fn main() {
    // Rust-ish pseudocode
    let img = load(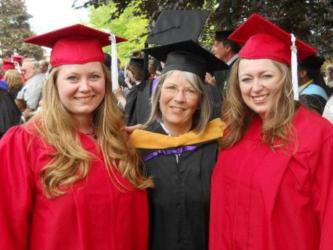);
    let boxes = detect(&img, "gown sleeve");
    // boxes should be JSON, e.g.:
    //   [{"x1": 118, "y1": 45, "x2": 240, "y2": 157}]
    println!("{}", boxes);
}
[
  {"x1": 209, "y1": 150, "x2": 224, "y2": 250},
  {"x1": 0, "y1": 126, "x2": 35, "y2": 250},
  {"x1": 311, "y1": 135, "x2": 333, "y2": 249}
]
